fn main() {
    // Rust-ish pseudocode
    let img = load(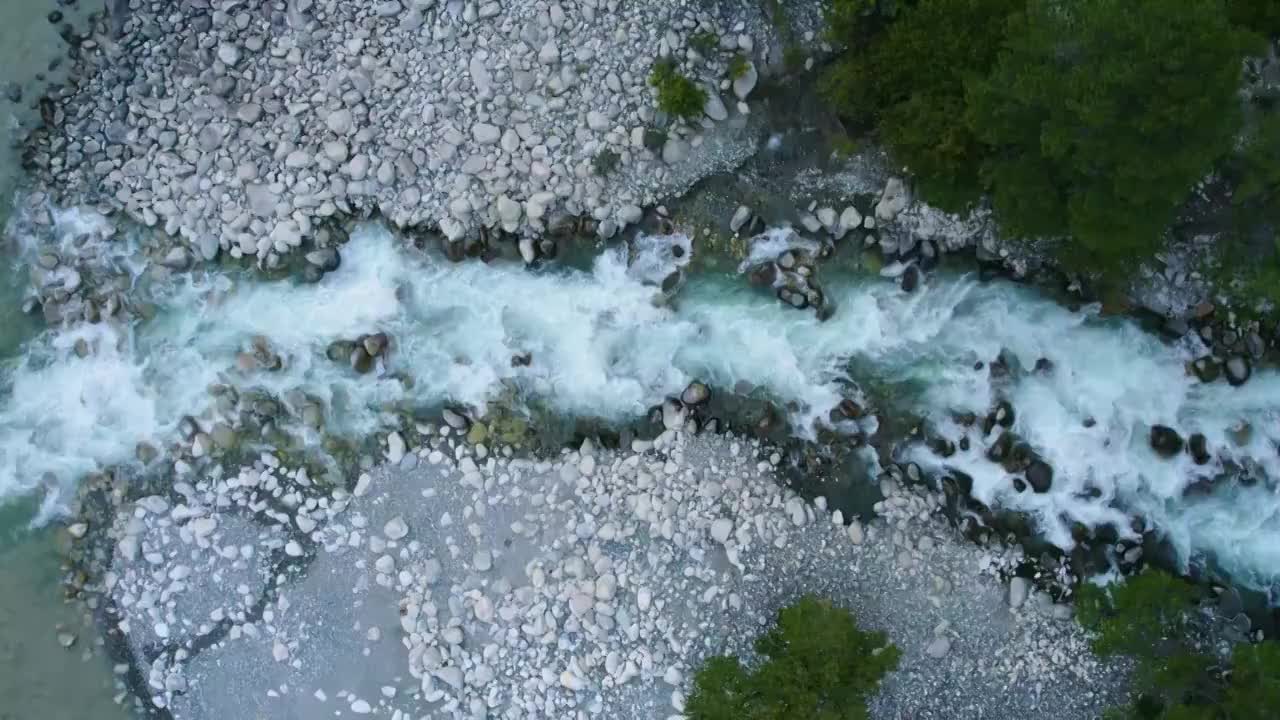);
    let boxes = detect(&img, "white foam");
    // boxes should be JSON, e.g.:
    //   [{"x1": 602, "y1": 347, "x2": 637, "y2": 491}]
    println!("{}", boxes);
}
[{"x1": 0, "y1": 220, "x2": 1278, "y2": 593}]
